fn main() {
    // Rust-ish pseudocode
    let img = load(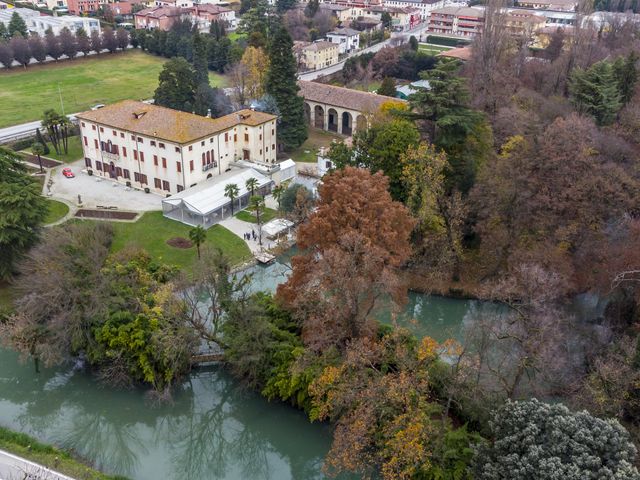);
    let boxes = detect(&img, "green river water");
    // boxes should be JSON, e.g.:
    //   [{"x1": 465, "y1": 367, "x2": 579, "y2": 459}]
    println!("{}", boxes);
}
[{"x1": 0, "y1": 255, "x2": 489, "y2": 480}]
